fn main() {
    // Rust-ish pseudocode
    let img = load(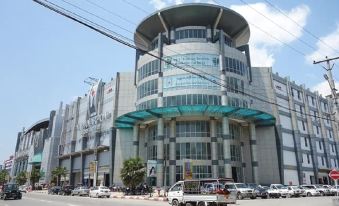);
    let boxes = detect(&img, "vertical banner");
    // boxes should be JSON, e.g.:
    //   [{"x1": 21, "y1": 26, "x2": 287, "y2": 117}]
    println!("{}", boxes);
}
[
  {"x1": 183, "y1": 159, "x2": 193, "y2": 180},
  {"x1": 147, "y1": 160, "x2": 157, "y2": 177}
]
